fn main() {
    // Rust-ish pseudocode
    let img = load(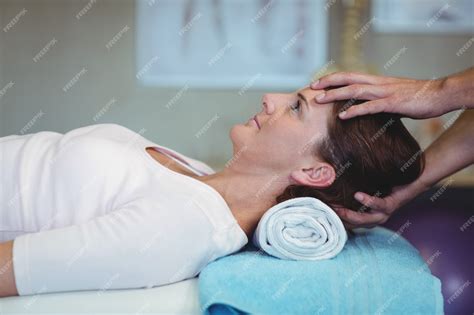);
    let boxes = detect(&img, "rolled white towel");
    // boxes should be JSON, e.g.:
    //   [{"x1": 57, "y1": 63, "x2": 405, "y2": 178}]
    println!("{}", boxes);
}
[{"x1": 252, "y1": 197, "x2": 347, "y2": 260}]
